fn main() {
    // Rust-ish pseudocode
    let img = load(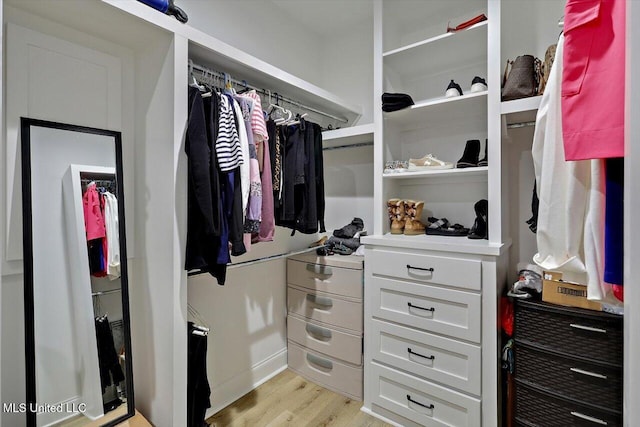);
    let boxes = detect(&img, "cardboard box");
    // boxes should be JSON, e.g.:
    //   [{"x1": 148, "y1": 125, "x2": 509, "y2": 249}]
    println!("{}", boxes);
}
[{"x1": 542, "y1": 271, "x2": 602, "y2": 311}]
